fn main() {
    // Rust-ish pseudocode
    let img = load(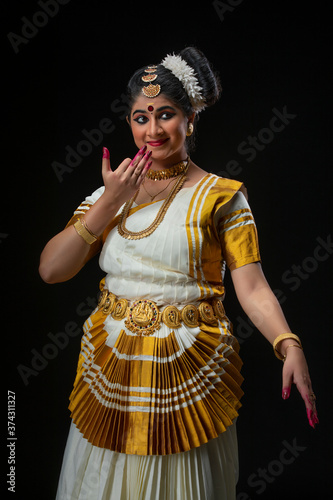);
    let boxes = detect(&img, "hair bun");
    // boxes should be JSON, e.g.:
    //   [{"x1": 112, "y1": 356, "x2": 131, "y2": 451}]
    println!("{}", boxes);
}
[{"x1": 179, "y1": 47, "x2": 222, "y2": 108}]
